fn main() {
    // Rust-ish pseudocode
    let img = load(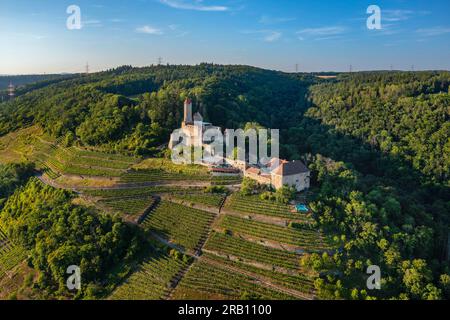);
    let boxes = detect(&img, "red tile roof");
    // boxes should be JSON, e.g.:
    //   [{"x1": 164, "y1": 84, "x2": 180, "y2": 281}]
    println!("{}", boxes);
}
[{"x1": 267, "y1": 158, "x2": 288, "y2": 169}]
